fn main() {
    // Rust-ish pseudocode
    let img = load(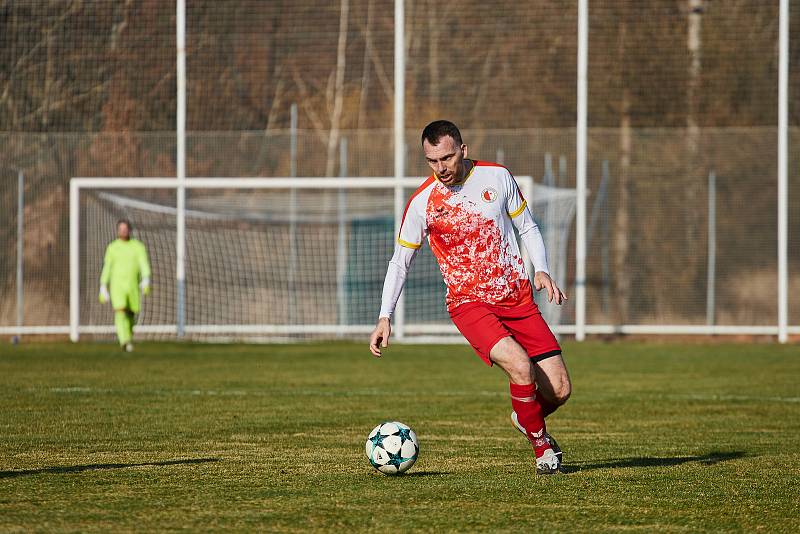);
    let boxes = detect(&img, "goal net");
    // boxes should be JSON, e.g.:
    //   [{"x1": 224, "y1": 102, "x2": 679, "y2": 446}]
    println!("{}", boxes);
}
[{"x1": 70, "y1": 177, "x2": 576, "y2": 342}]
